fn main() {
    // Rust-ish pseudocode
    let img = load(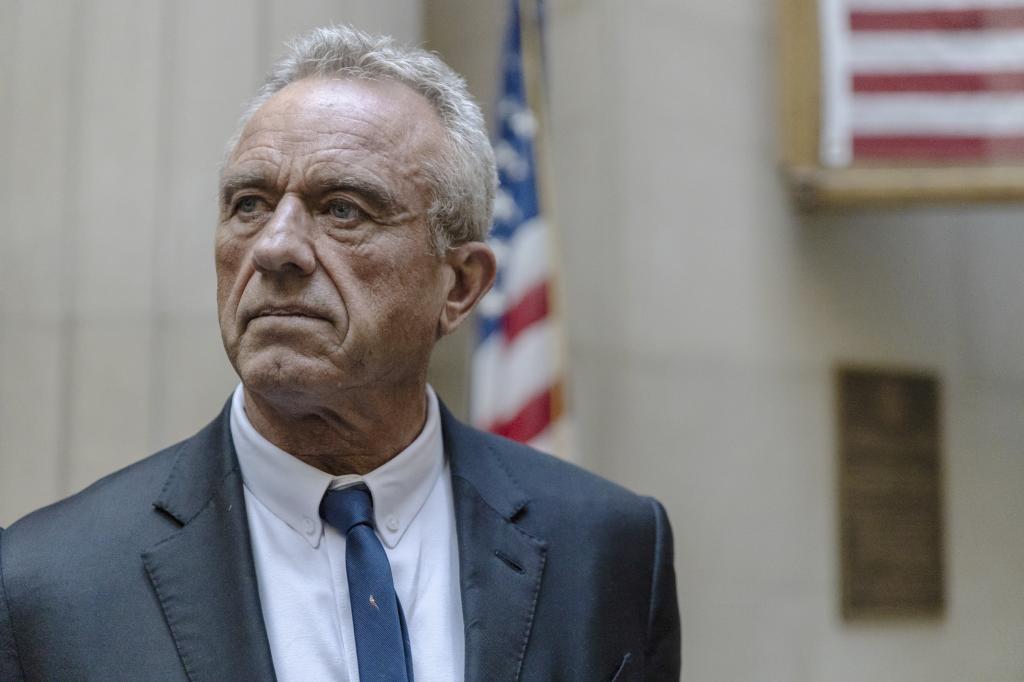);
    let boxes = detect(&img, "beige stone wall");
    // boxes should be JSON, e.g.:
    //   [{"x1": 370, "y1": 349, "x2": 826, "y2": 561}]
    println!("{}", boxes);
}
[
  {"x1": 425, "y1": 1, "x2": 1024, "y2": 680},
  {"x1": 0, "y1": 0, "x2": 420, "y2": 521}
]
